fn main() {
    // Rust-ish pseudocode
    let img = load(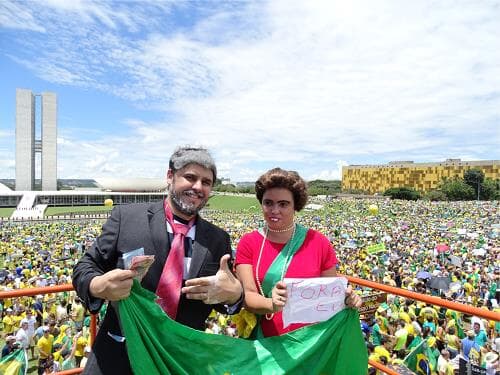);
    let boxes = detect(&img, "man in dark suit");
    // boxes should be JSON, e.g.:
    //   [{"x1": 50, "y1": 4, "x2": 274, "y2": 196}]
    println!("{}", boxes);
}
[{"x1": 72, "y1": 146, "x2": 243, "y2": 375}]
